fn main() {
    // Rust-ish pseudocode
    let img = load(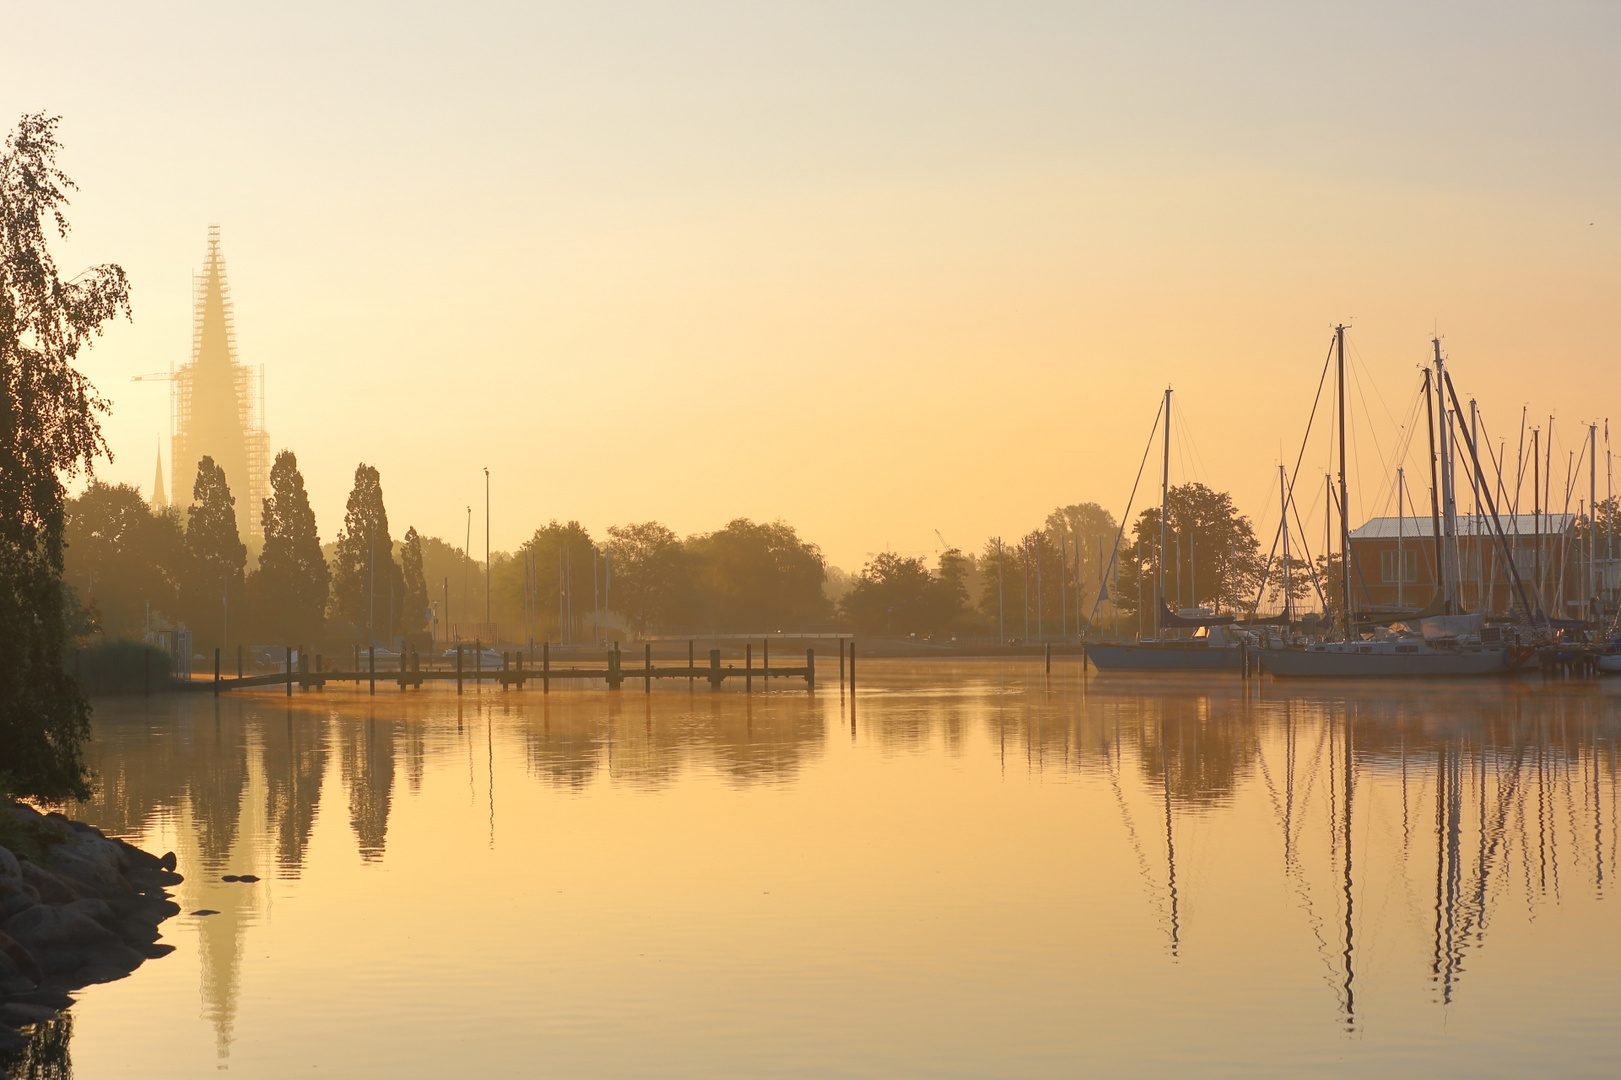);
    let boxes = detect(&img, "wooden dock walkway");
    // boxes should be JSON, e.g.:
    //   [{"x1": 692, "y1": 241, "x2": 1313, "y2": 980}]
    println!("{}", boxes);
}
[{"x1": 187, "y1": 640, "x2": 856, "y2": 696}]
